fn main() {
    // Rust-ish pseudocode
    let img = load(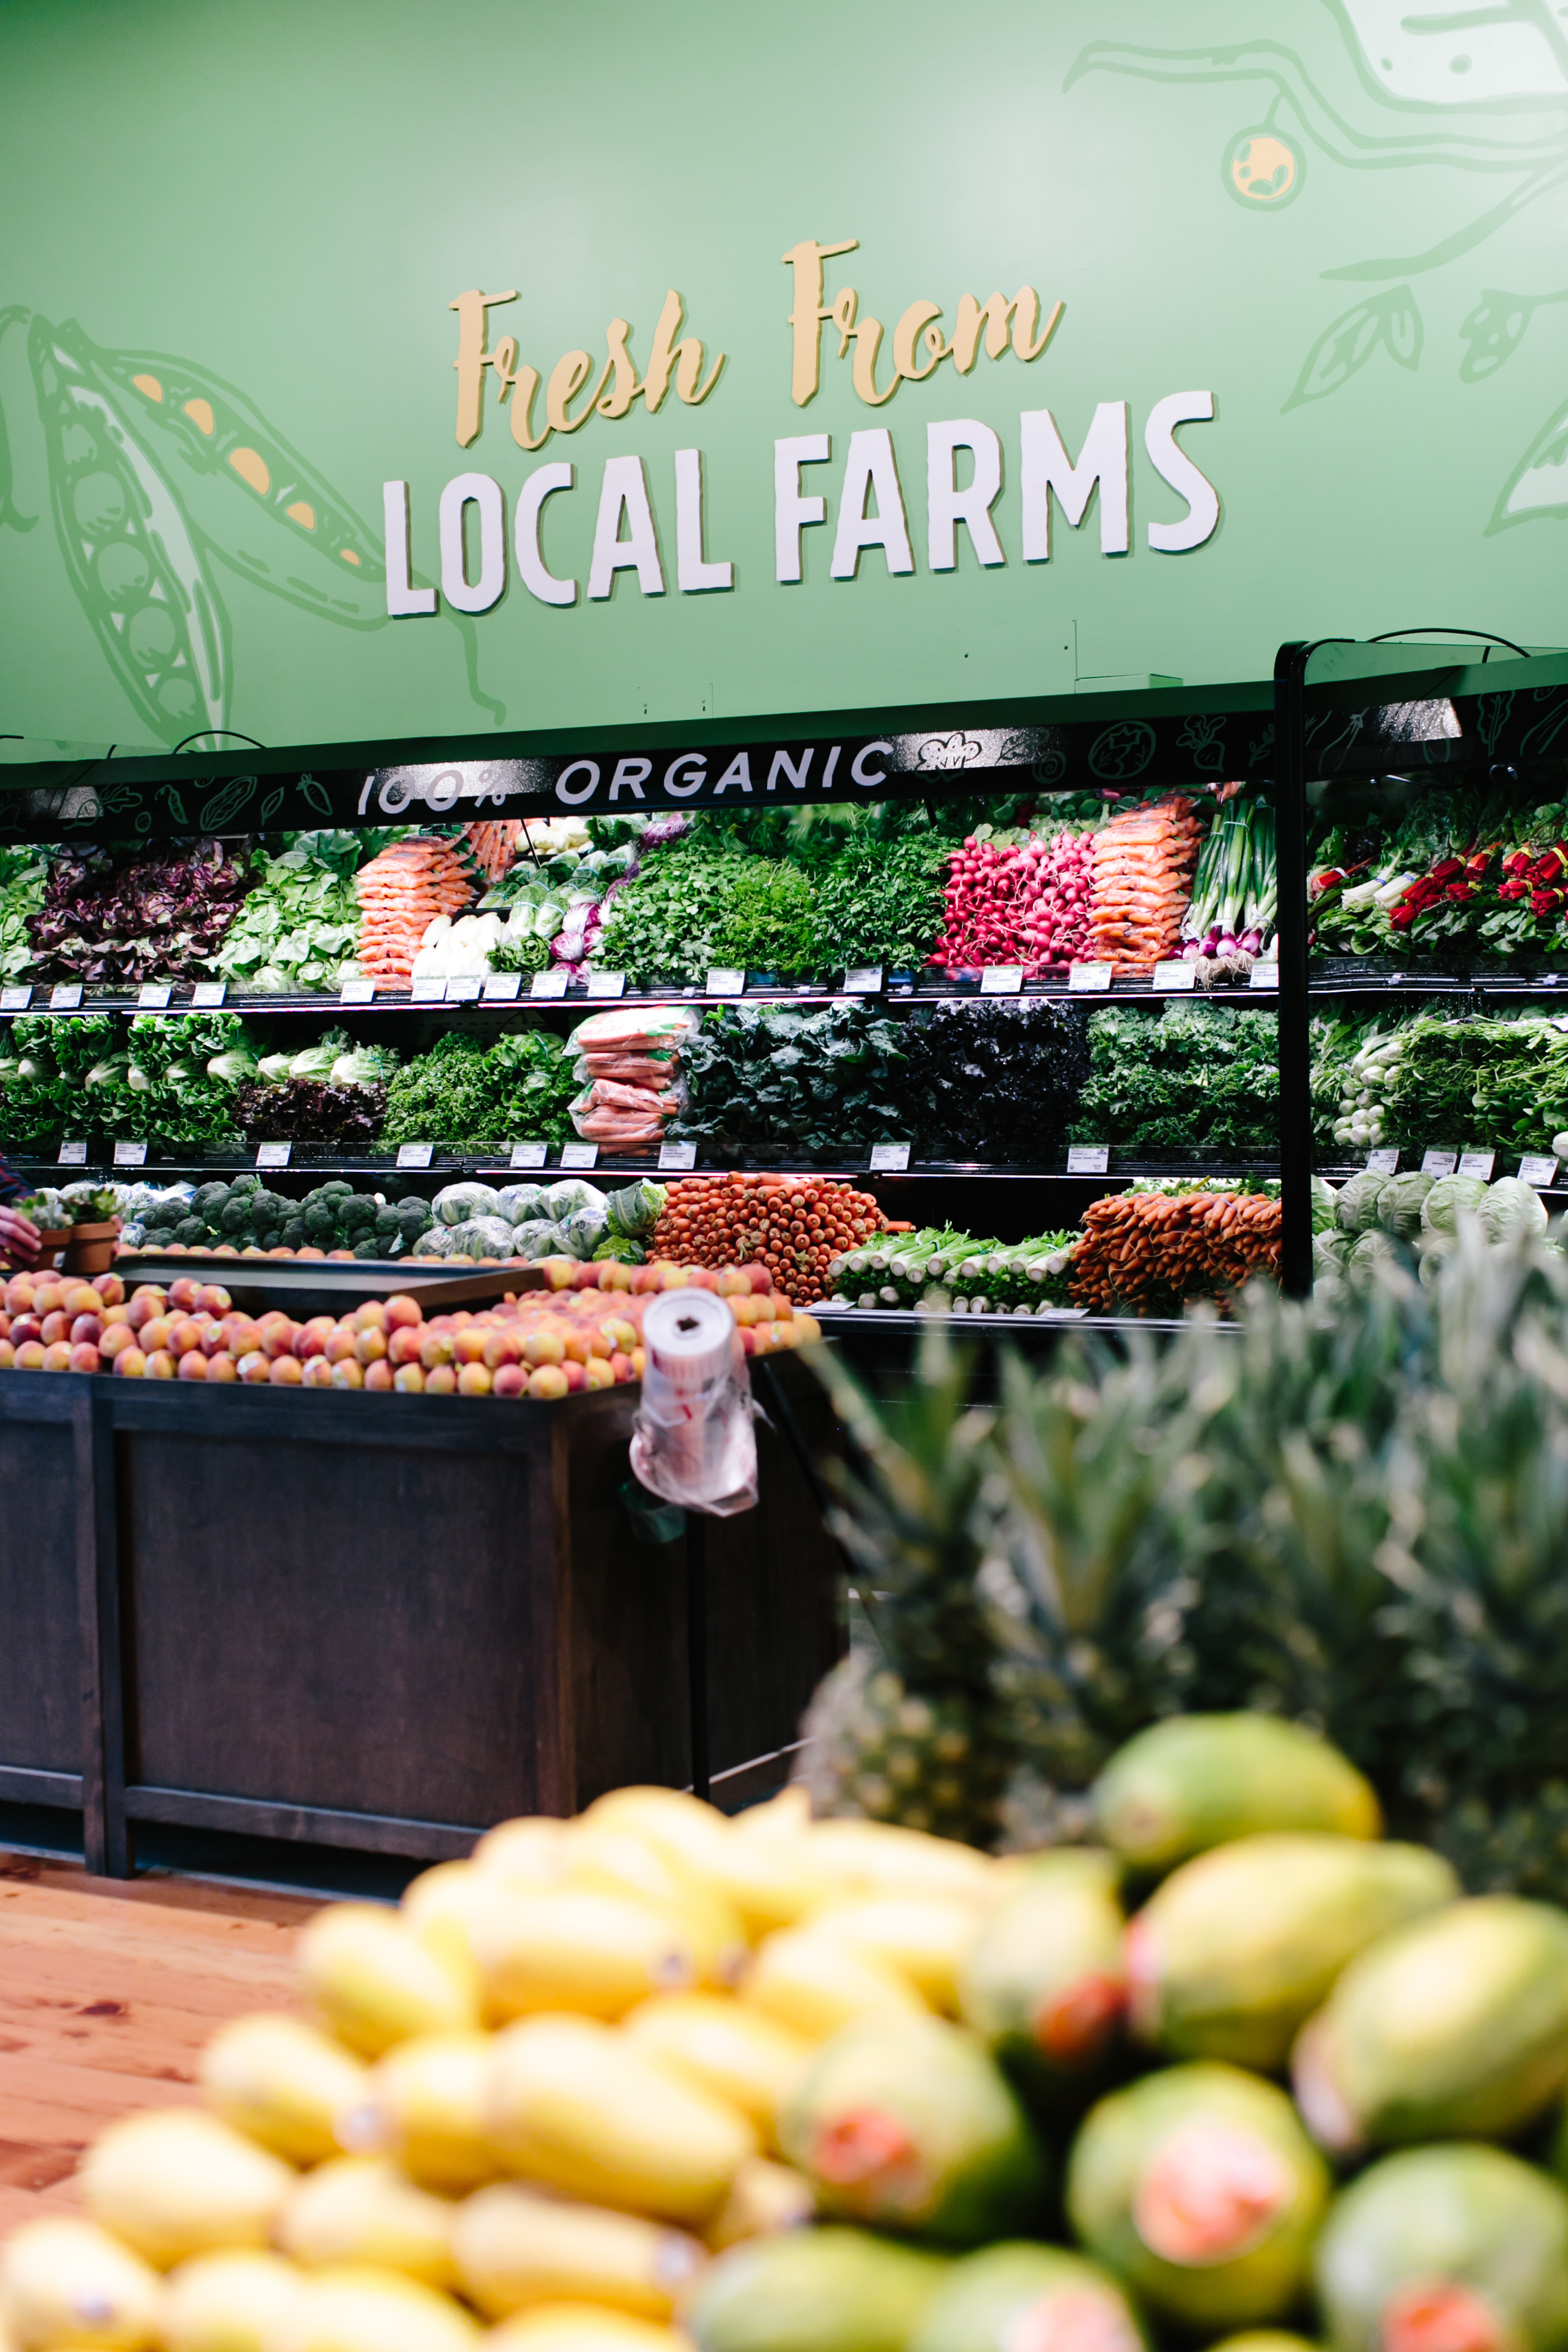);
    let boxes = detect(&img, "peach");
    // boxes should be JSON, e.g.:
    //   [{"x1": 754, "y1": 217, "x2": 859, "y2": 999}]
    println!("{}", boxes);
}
[
  {"x1": 483, "y1": 1330, "x2": 523, "y2": 1372},
  {"x1": 324, "y1": 1326, "x2": 359, "y2": 1364},
  {"x1": 138, "y1": 1315, "x2": 172, "y2": 1353},
  {"x1": 69, "y1": 1342, "x2": 100, "y2": 1374},
  {"x1": 354, "y1": 1326, "x2": 388, "y2": 1366},
  {"x1": 631, "y1": 1346, "x2": 646, "y2": 1379},
  {"x1": 736, "y1": 1327, "x2": 758, "y2": 1356},
  {"x1": 419, "y1": 1330, "x2": 456, "y2": 1372},
  {"x1": 236, "y1": 1350, "x2": 270, "y2": 1384},
  {"x1": 9, "y1": 1315, "x2": 42, "y2": 1346},
  {"x1": 363, "y1": 1359, "x2": 394, "y2": 1393},
  {"x1": 527, "y1": 1363, "x2": 569, "y2": 1400},
  {"x1": 457, "y1": 1361, "x2": 493, "y2": 1396},
  {"x1": 0, "y1": 1339, "x2": 14, "y2": 1369},
  {"x1": 301, "y1": 1356, "x2": 334, "y2": 1388},
  {"x1": 100, "y1": 1300, "x2": 131, "y2": 1327},
  {"x1": 170, "y1": 1319, "x2": 206, "y2": 1358},
  {"x1": 610, "y1": 1352, "x2": 634, "y2": 1383},
  {"x1": 98, "y1": 1323, "x2": 138, "y2": 1361},
  {"x1": 31, "y1": 1282, "x2": 66, "y2": 1317},
  {"x1": 167, "y1": 1278, "x2": 201, "y2": 1312},
  {"x1": 13, "y1": 1340, "x2": 44, "y2": 1370},
  {"x1": 453, "y1": 1327, "x2": 488, "y2": 1367},
  {"x1": 561, "y1": 1361, "x2": 588, "y2": 1393},
  {"x1": 91, "y1": 1273, "x2": 125, "y2": 1307},
  {"x1": 539, "y1": 1259, "x2": 574, "y2": 1291},
  {"x1": 491, "y1": 1362, "x2": 526, "y2": 1398},
  {"x1": 387, "y1": 1326, "x2": 425, "y2": 1369},
  {"x1": 213, "y1": 1244, "x2": 240, "y2": 1258},
  {"x1": 330, "y1": 1357, "x2": 364, "y2": 1389},
  {"x1": 295, "y1": 1246, "x2": 325, "y2": 1260},
  {"x1": 392, "y1": 1362, "x2": 426, "y2": 1394},
  {"x1": 523, "y1": 1329, "x2": 566, "y2": 1368},
  {"x1": 145, "y1": 1350, "x2": 177, "y2": 1380},
  {"x1": 39, "y1": 1311, "x2": 69, "y2": 1347},
  {"x1": 730, "y1": 1295, "x2": 758, "y2": 1327},
  {"x1": 266, "y1": 1247, "x2": 293, "y2": 1260},
  {"x1": 769, "y1": 1294, "x2": 794, "y2": 1321},
  {"x1": 177, "y1": 1350, "x2": 208, "y2": 1381},
  {"x1": 206, "y1": 1352, "x2": 238, "y2": 1382},
  {"x1": 424, "y1": 1363, "x2": 457, "y2": 1395},
  {"x1": 197, "y1": 1284, "x2": 233, "y2": 1314},
  {"x1": 327, "y1": 1248, "x2": 355, "y2": 1261},
  {"x1": 794, "y1": 1313, "x2": 821, "y2": 1342},
  {"x1": 715, "y1": 1268, "x2": 750, "y2": 1298},
  {"x1": 63, "y1": 1284, "x2": 99, "y2": 1318},
  {"x1": 583, "y1": 1357, "x2": 615, "y2": 1391},
  {"x1": 40, "y1": 1340, "x2": 71, "y2": 1373},
  {"x1": 750, "y1": 1295, "x2": 777, "y2": 1324},
  {"x1": 261, "y1": 1319, "x2": 300, "y2": 1361},
  {"x1": 223, "y1": 1316, "x2": 261, "y2": 1357},
  {"x1": 684, "y1": 1268, "x2": 718, "y2": 1292},
  {"x1": 125, "y1": 1293, "x2": 163, "y2": 1332},
  {"x1": 4, "y1": 1278, "x2": 34, "y2": 1315},
  {"x1": 295, "y1": 1317, "x2": 335, "y2": 1361},
  {"x1": 269, "y1": 1354, "x2": 303, "y2": 1386},
  {"x1": 384, "y1": 1294, "x2": 422, "y2": 1330},
  {"x1": 112, "y1": 1346, "x2": 146, "y2": 1378},
  {"x1": 587, "y1": 1328, "x2": 613, "y2": 1360},
  {"x1": 630, "y1": 1266, "x2": 660, "y2": 1295},
  {"x1": 354, "y1": 1299, "x2": 388, "y2": 1333}
]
